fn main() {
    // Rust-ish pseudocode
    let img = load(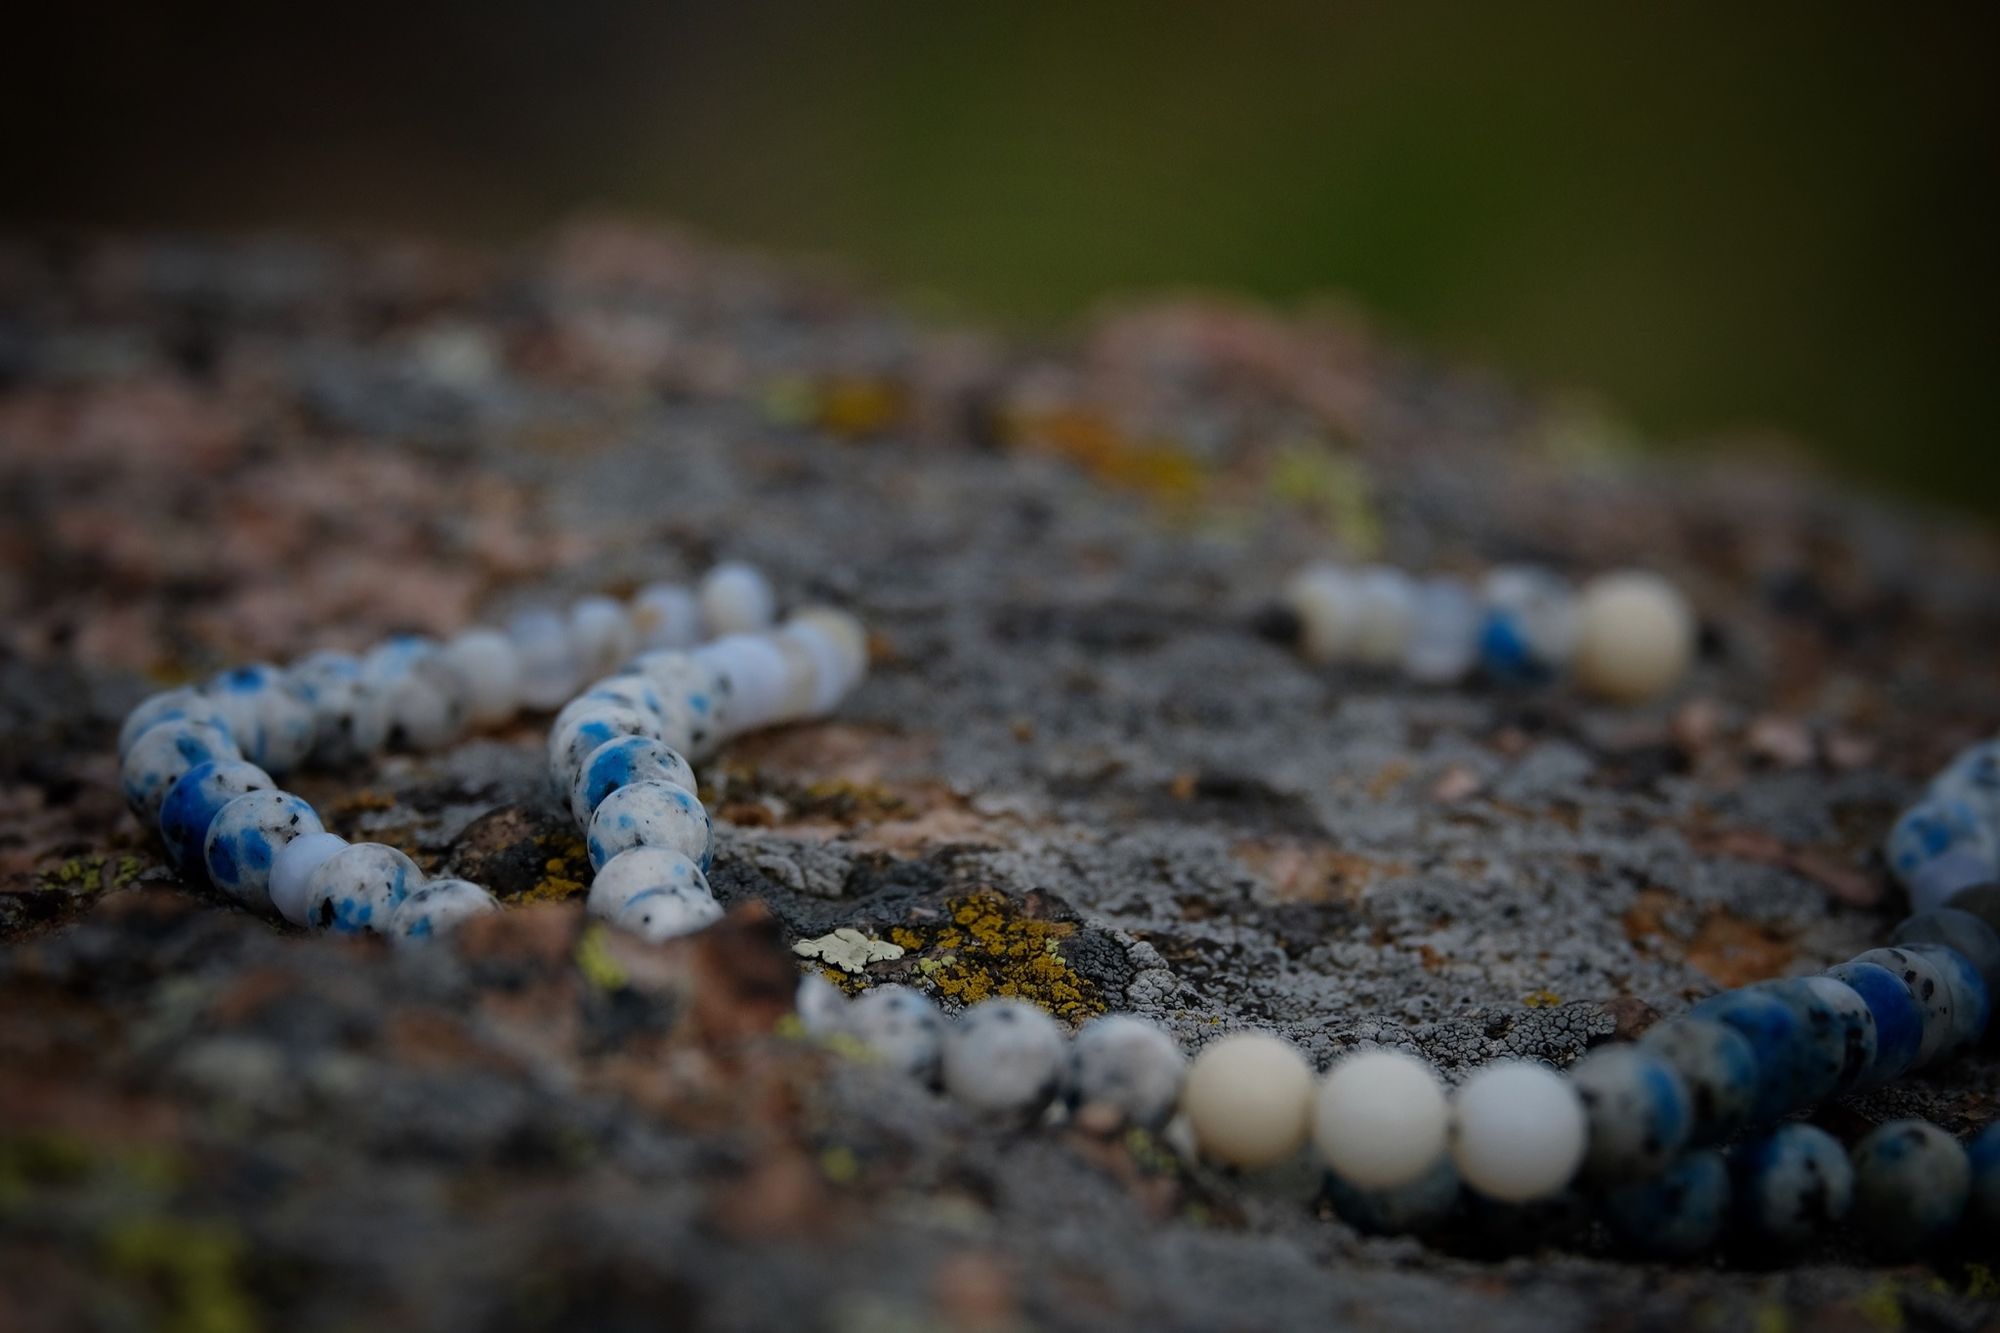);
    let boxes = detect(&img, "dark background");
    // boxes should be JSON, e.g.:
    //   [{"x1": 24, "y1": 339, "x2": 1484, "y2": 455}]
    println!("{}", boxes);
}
[{"x1": 8, "y1": 1, "x2": 1997, "y2": 515}]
